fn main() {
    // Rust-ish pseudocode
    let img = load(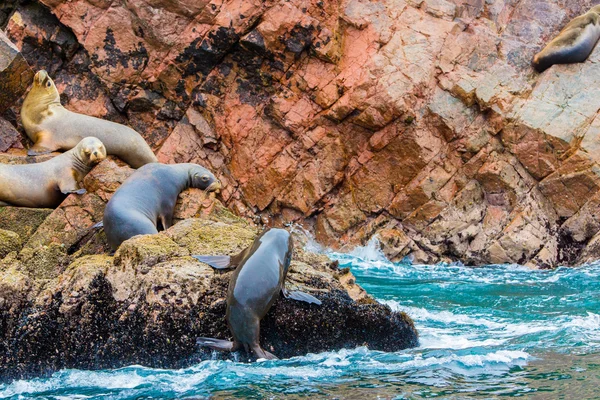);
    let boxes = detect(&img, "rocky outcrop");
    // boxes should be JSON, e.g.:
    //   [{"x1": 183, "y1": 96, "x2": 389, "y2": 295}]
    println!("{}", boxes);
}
[
  {"x1": 0, "y1": 154, "x2": 418, "y2": 382},
  {"x1": 2, "y1": 0, "x2": 600, "y2": 268}
]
